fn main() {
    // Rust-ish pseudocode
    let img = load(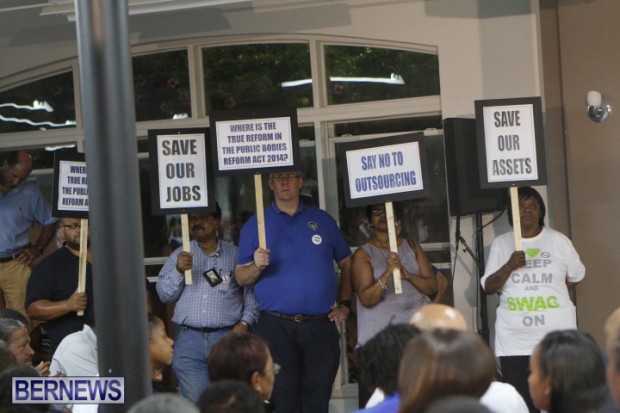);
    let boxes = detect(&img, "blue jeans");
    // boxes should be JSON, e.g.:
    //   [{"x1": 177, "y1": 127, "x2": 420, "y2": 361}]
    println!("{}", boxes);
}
[
  {"x1": 172, "y1": 325, "x2": 231, "y2": 402},
  {"x1": 256, "y1": 313, "x2": 341, "y2": 413}
]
